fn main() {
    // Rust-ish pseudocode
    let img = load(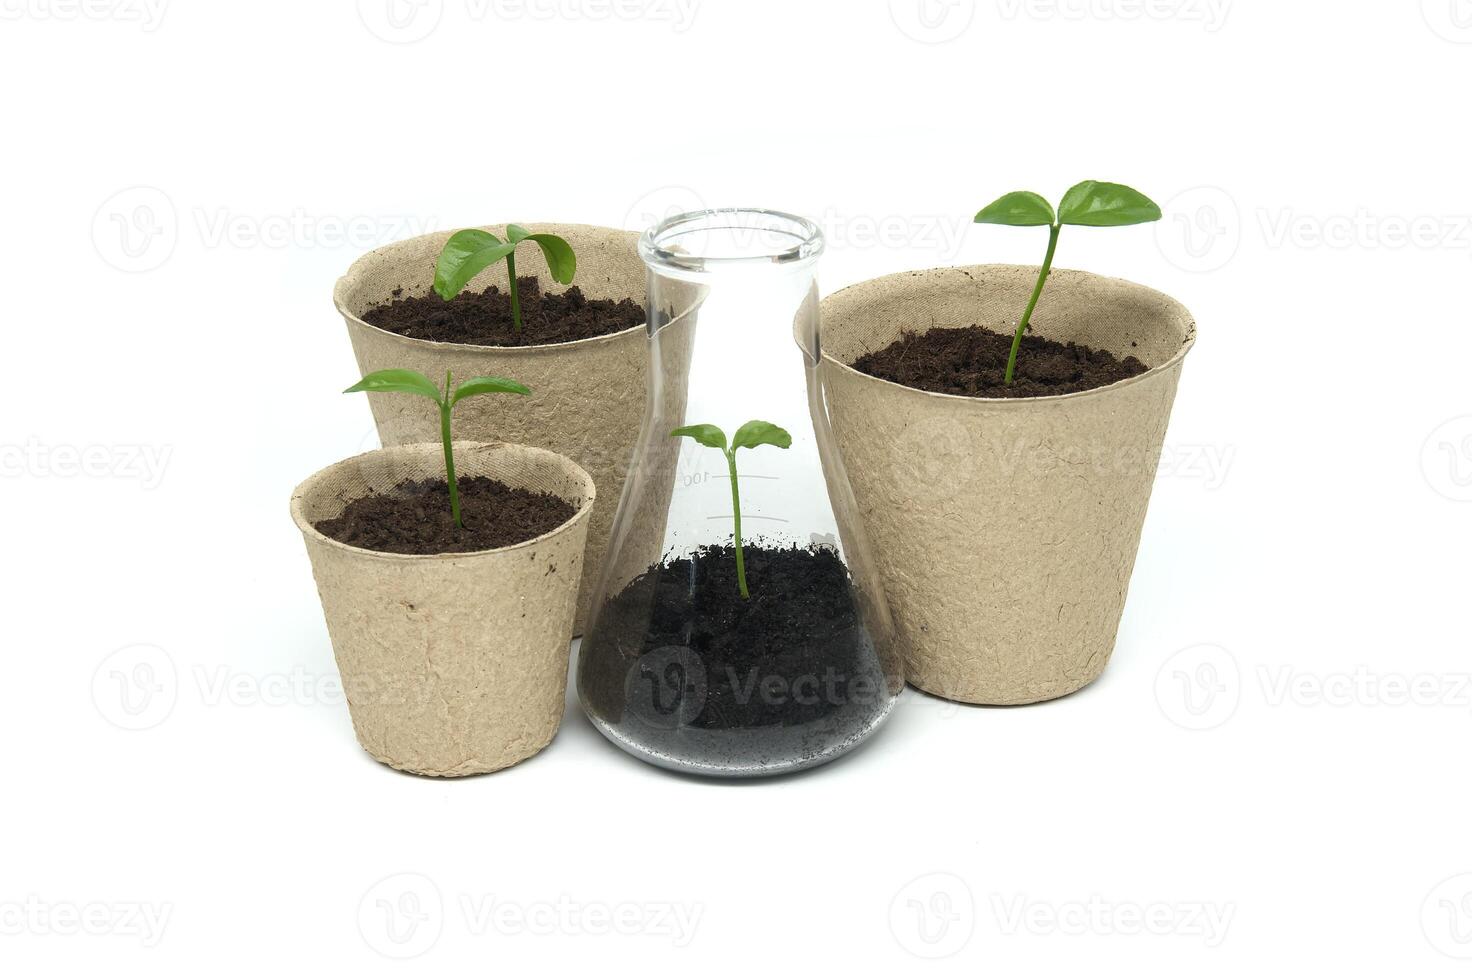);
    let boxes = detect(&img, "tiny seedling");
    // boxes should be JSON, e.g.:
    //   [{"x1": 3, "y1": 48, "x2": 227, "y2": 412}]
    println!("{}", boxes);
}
[
  {"x1": 670, "y1": 420, "x2": 792, "y2": 600},
  {"x1": 433, "y1": 224, "x2": 576, "y2": 333},
  {"x1": 974, "y1": 180, "x2": 1161, "y2": 385},
  {"x1": 345, "y1": 369, "x2": 530, "y2": 528}
]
